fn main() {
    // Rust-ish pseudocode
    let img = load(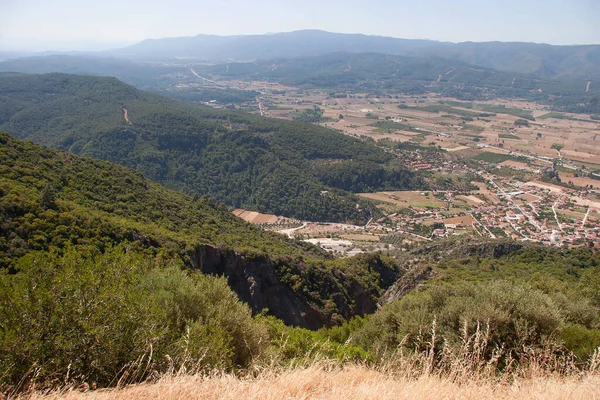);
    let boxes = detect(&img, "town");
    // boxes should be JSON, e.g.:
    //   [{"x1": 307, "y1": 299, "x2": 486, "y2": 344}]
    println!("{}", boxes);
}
[{"x1": 234, "y1": 135, "x2": 600, "y2": 256}]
